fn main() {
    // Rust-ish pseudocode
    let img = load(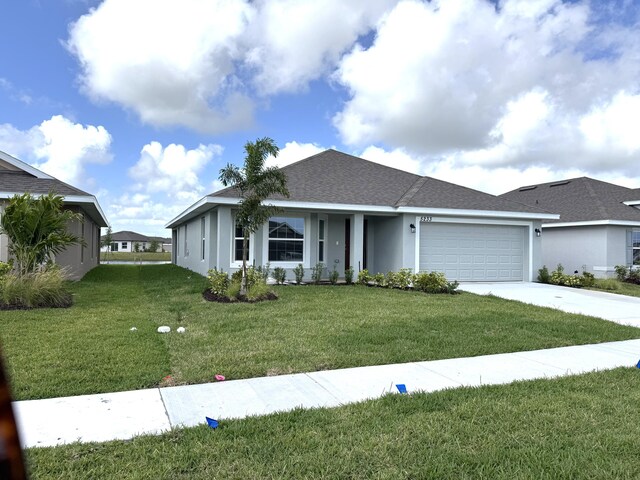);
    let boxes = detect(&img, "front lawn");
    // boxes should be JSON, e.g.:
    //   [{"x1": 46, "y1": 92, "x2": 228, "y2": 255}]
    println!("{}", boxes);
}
[
  {"x1": 26, "y1": 367, "x2": 640, "y2": 479},
  {"x1": 1, "y1": 265, "x2": 639, "y2": 400}
]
